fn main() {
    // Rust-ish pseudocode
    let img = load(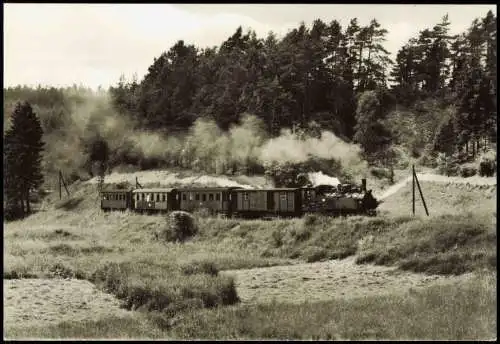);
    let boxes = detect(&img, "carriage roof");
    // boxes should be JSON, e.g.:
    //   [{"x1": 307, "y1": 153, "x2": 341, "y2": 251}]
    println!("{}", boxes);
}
[
  {"x1": 234, "y1": 188, "x2": 300, "y2": 192},
  {"x1": 100, "y1": 189, "x2": 133, "y2": 193},
  {"x1": 132, "y1": 188, "x2": 176, "y2": 193},
  {"x1": 177, "y1": 187, "x2": 242, "y2": 192}
]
